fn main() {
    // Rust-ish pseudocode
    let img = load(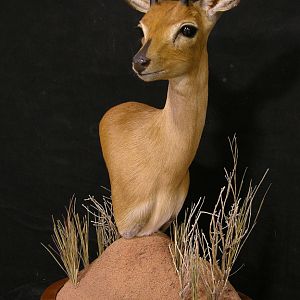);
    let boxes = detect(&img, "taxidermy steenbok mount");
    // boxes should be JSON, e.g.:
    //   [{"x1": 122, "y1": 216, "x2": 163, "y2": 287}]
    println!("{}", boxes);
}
[{"x1": 100, "y1": 0, "x2": 239, "y2": 238}]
